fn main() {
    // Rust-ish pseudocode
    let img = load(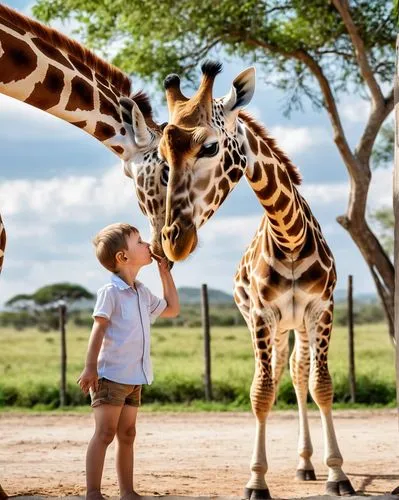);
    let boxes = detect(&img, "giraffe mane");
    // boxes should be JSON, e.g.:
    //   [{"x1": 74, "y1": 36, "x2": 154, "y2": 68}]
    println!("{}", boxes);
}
[
  {"x1": 130, "y1": 90, "x2": 161, "y2": 132},
  {"x1": 239, "y1": 111, "x2": 302, "y2": 186},
  {"x1": 0, "y1": 3, "x2": 131, "y2": 96}
]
